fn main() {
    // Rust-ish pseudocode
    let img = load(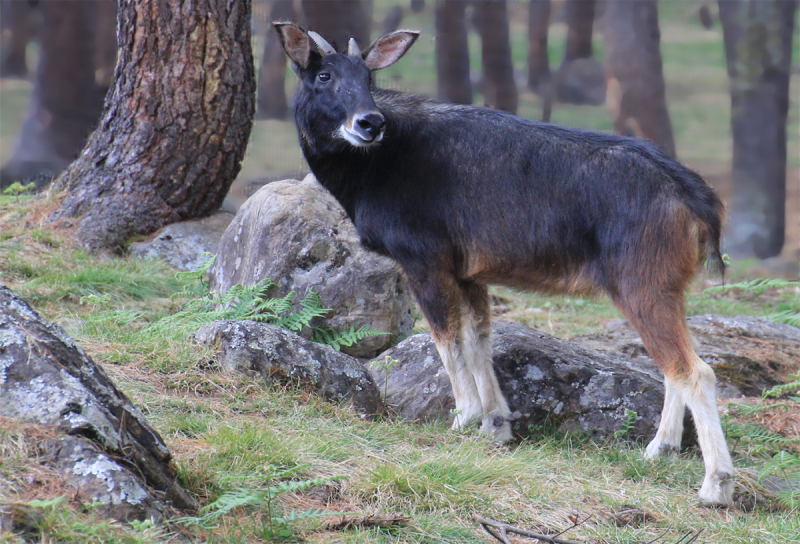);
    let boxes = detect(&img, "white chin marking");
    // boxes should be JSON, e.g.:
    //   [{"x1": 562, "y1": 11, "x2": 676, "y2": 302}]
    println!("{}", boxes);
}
[{"x1": 338, "y1": 125, "x2": 383, "y2": 147}]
